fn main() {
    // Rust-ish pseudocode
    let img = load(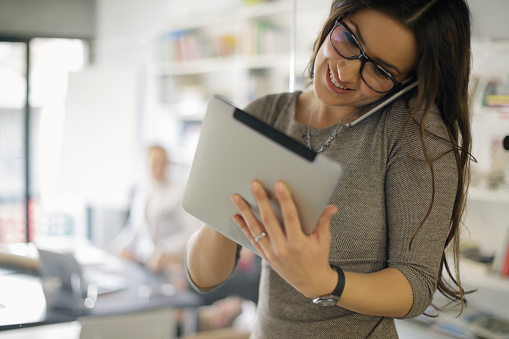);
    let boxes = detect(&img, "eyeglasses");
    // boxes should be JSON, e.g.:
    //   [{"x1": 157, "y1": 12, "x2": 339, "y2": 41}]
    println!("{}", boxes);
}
[{"x1": 329, "y1": 18, "x2": 403, "y2": 93}]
